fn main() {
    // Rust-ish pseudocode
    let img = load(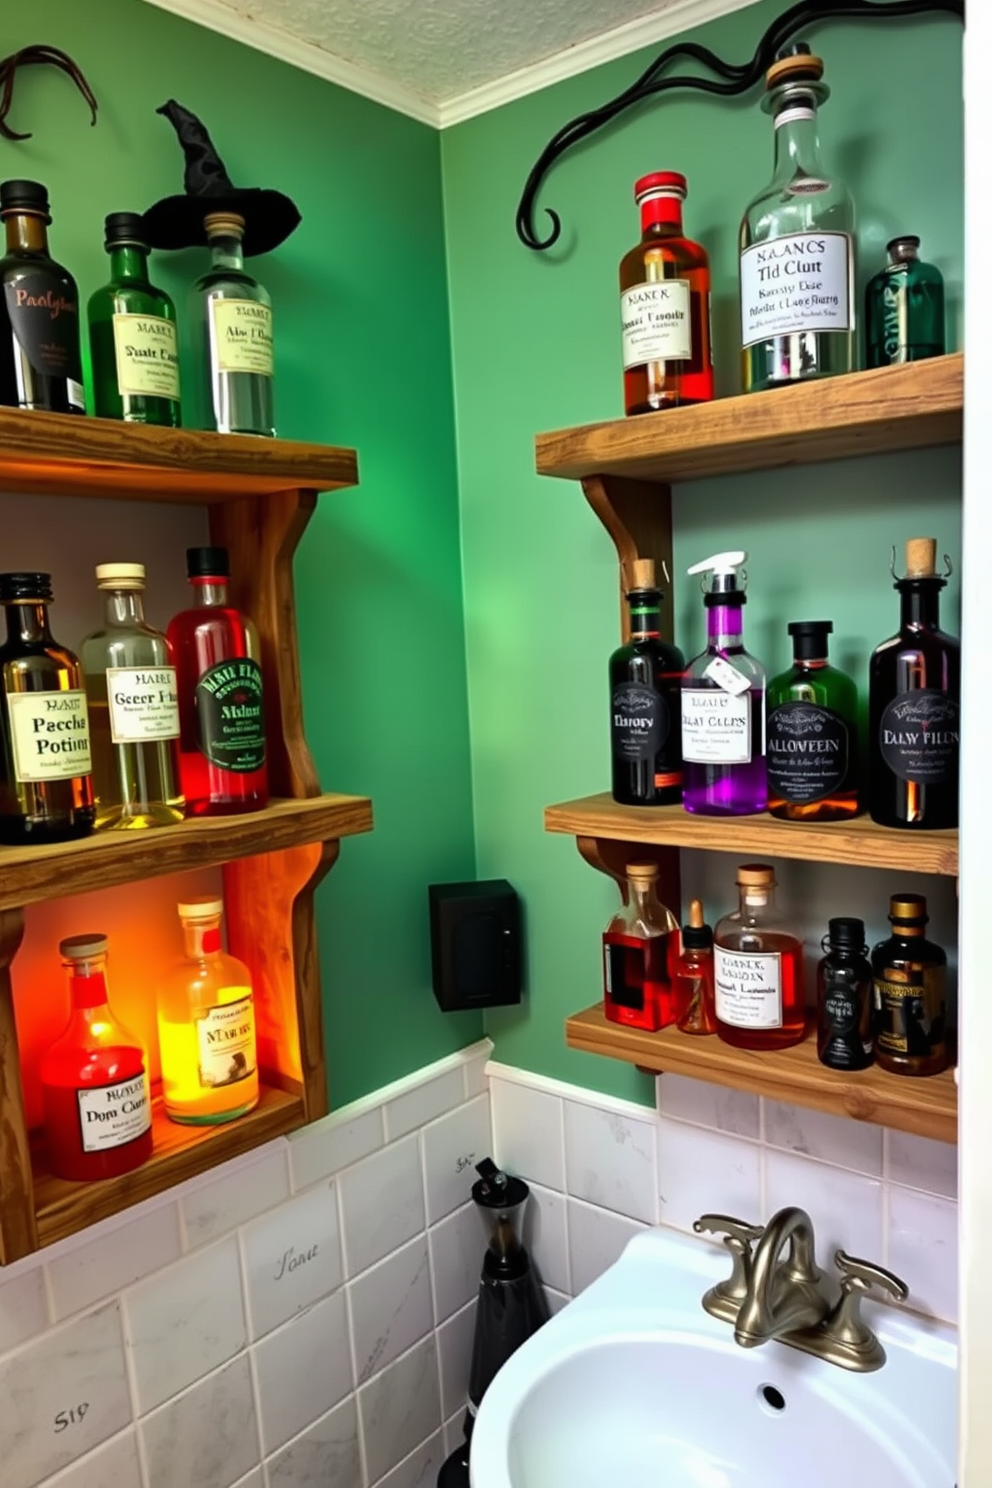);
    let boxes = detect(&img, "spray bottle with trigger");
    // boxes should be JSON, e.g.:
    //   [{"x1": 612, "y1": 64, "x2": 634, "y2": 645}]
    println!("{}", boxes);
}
[{"x1": 681, "y1": 550, "x2": 767, "y2": 815}]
